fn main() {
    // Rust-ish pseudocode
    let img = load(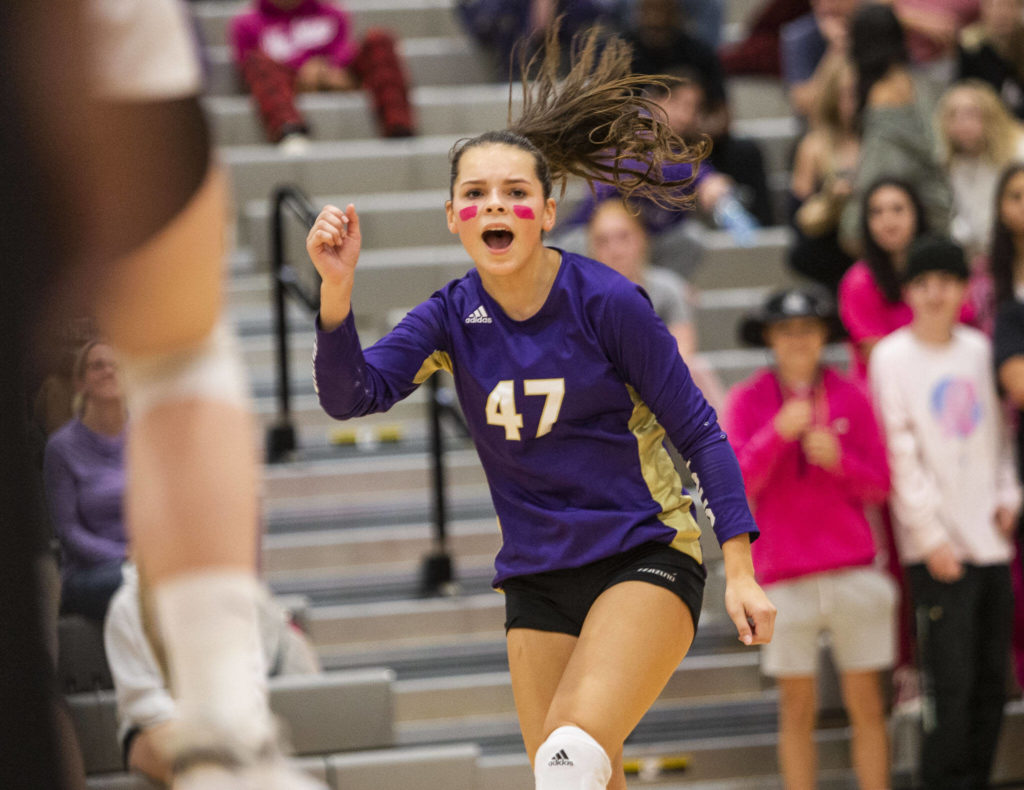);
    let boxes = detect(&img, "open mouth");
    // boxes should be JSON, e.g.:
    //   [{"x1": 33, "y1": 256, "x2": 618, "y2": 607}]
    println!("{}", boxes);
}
[{"x1": 482, "y1": 228, "x2": 514, "y2": 251}]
